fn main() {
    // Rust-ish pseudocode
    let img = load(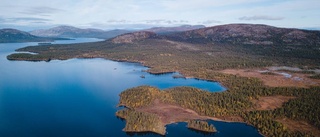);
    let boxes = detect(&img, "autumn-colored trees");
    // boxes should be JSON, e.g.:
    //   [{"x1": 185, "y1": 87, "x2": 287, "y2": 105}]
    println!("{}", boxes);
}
[
  {"x1": 118, "y1": 86, "x2": 160, "y2": 108},
  {"x1": 116, "y1": 109, "x2": 166, "y2": 135}
]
